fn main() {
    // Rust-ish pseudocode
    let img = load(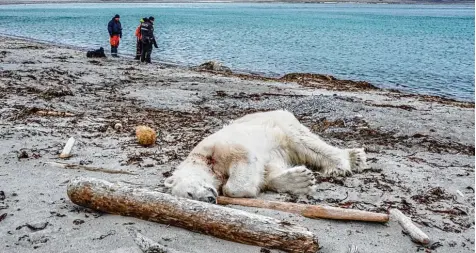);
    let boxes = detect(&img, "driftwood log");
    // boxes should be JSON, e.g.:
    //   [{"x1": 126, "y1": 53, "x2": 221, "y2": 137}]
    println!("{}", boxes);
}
[
  {"x1": 389, "y1": 209, "x2": 430, "y2": 244},
  {"x1": 218, "y1": 197, "x2": 389, "y2": 223},
  {"x1": 67, "y1": 178, "x2": 319, "y2": 253}
]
